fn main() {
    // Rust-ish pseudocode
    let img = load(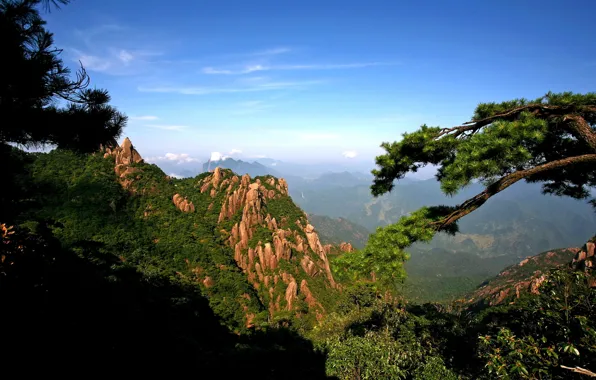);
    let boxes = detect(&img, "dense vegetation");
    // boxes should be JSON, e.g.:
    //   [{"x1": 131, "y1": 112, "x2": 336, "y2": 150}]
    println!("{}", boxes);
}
[{"x1": 1, "y1": 1, "x2": 595, "y2": 378}]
